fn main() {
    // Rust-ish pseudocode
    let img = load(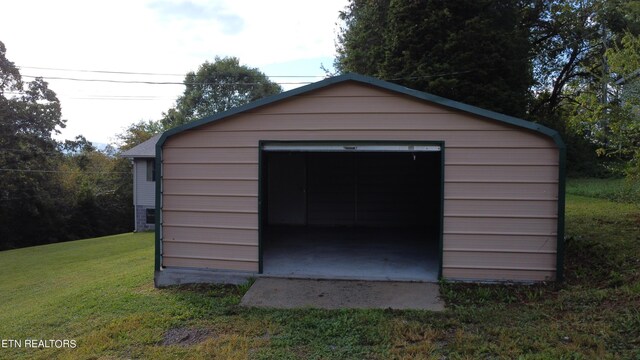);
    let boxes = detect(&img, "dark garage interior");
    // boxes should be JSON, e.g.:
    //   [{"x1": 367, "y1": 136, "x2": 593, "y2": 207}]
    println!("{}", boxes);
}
[{"x1": 261, "y1": 145, "x2": 442, "y2": 281}]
